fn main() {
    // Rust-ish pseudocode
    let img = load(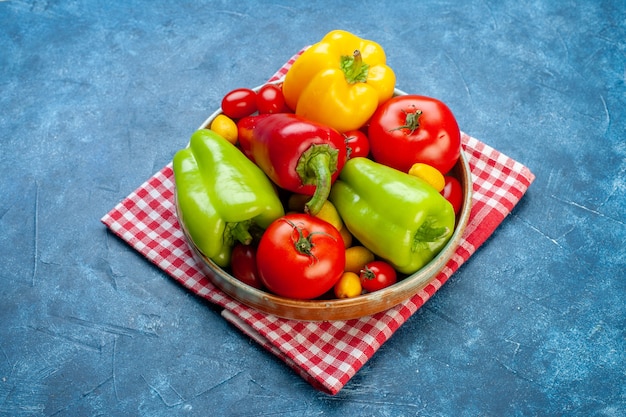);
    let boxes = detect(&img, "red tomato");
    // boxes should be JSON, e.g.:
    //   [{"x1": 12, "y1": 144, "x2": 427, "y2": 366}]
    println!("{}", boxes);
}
[
  {"x1": 256, "y1": 84, "x2": 286, "y2": 114},
  {"x1": 368, "y1": 95, "x2": 461, "y2": 174},
  {"x1": 359, "y1": 260, "x2": 397, "y2": 293},
  {"x1": 441, "y1": 176, "x2": 464, "y2": 215},
  {"x1": 344, "y1": 129, "x2": 370, "y2": 159},
  {"x1": 230, "y1": 244, "x2": 263, "y2": 289},
  {"x1": 221, "y1": 88, "x2": 257, "y2": 119},
  {"x1": 256, "y1": 213, "x2": 345, "y2": 299}
]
